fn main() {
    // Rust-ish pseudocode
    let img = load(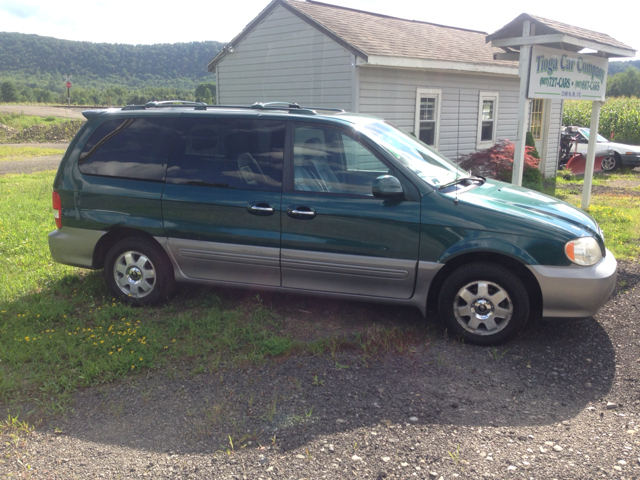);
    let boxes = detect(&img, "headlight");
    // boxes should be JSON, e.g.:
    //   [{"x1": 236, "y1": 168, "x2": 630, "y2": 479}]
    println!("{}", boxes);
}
[{"x1": 565, "y1": 237, "x2": 602, "y2": 266}]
